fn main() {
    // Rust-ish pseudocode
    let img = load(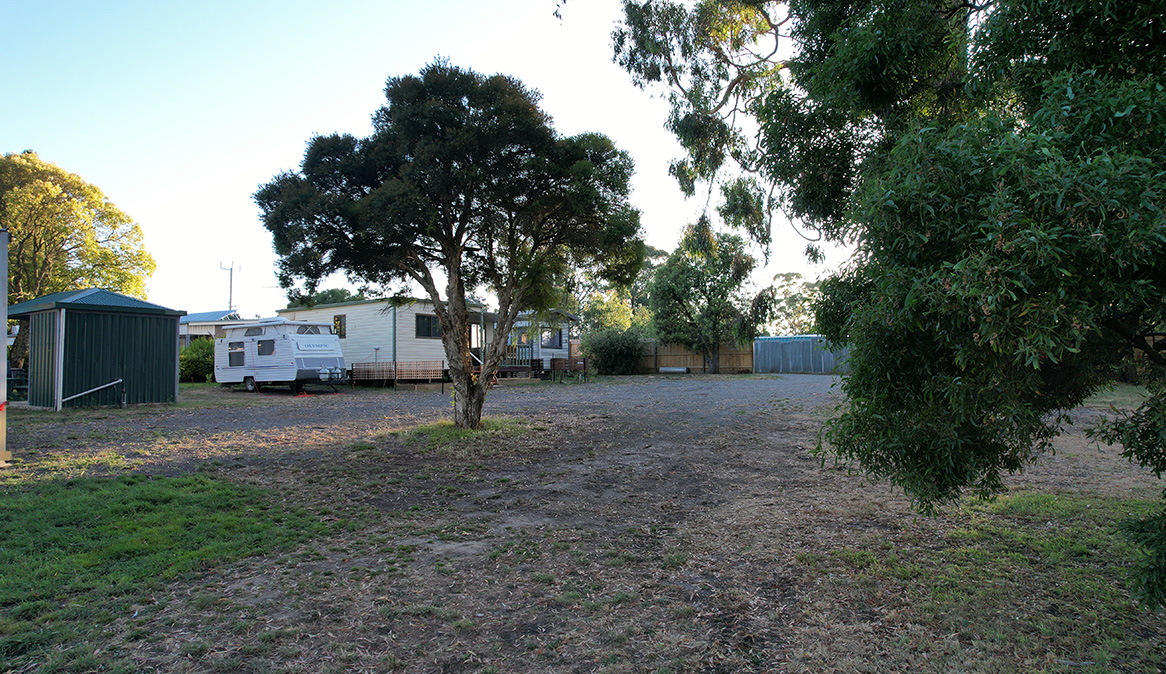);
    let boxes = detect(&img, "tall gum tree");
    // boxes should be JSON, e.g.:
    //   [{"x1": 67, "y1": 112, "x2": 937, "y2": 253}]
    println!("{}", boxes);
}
[
  {"x1": 256, "y1": 62, "x2": 644, "y2": 428},
  {"x1": 650, "y1": 217, "x2": 774, "y2": 373},
  {"x1": 615, "y1": 1, "x2": 1166, "y2": 603}
]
